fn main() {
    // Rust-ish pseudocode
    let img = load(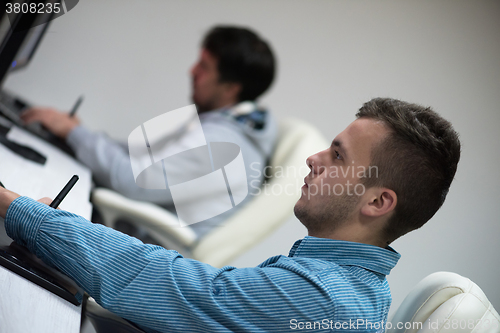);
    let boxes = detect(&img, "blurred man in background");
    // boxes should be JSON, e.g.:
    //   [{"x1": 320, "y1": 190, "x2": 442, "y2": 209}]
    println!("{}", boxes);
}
[{"x1": 22, "y1": 26, "x2": 278, "y2": 238}]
